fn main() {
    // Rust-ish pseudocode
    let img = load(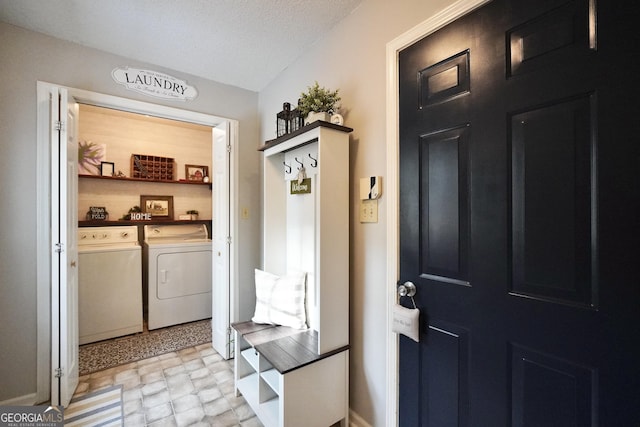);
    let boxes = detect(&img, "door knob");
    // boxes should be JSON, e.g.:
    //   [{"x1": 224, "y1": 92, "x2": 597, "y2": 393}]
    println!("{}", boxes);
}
[
  {"x1": 397, "y1": 281, "x2": 416, "y2": 297},
  {"x1": 70, "y1": 261, "x2": 77, "y2": 268}
]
